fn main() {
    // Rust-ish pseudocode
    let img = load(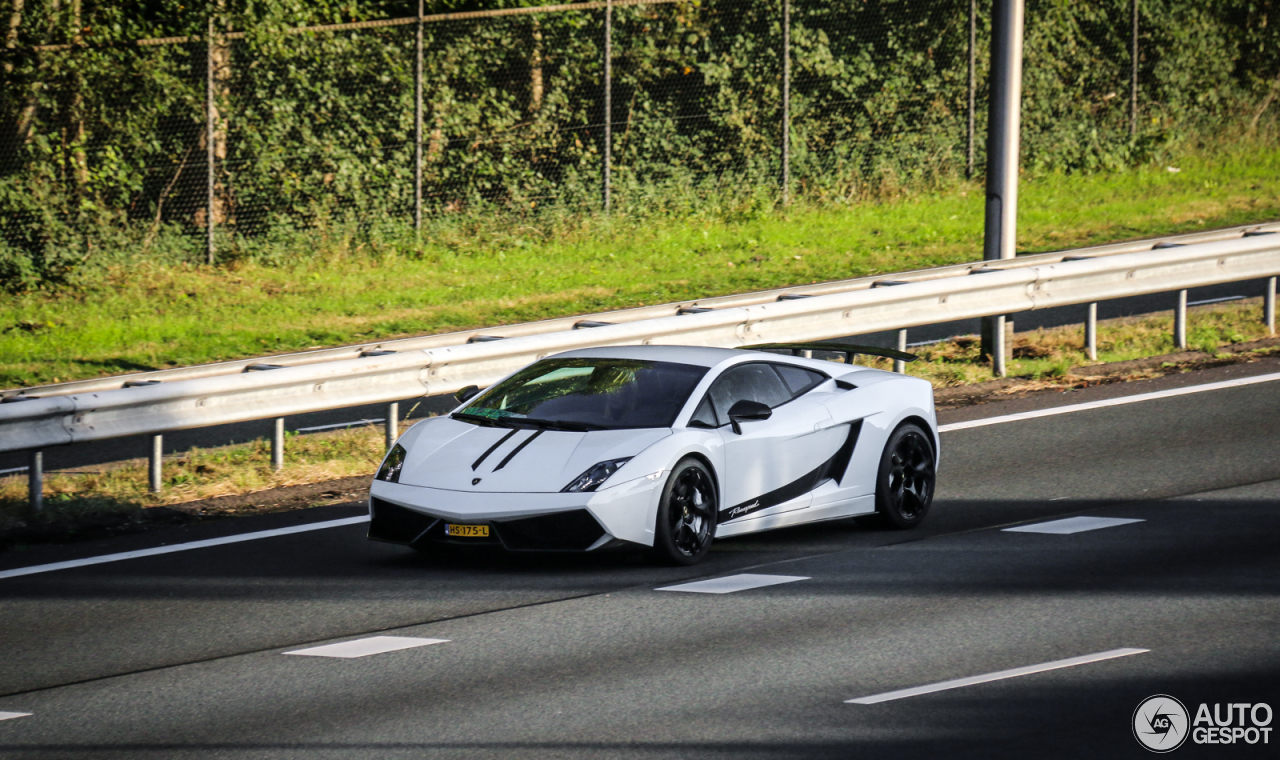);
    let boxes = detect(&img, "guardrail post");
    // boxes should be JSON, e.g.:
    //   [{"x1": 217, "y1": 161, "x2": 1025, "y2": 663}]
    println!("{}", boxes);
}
[
  {"x1": 272, "y1": 418, "x2": 285, "y2": 472},
  {"x1": 1266, "y1": 276, "x2": 1276, "y2": 334},
  {"x1": 1085, "y1": 302, "x2": 1098, "y2": 361},
  {"x1": 28, "y1": 450, "x2": 43, "y2": 513},
  {"x1": 895, "y1": 329, "x2": 907, "y2": 373},
  {"x1": 1174, "y1": 289, "x2": 1188, "y2": 350},
  {"x1": 386, "y1": 402, "x2": 399, "y2": 449},
  {"x1": 980, "y1": 0, "x2": 1025, "y2": 377},
  {"x1": 149, "y1": 434, "x2": 163, "y2": 493}
]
